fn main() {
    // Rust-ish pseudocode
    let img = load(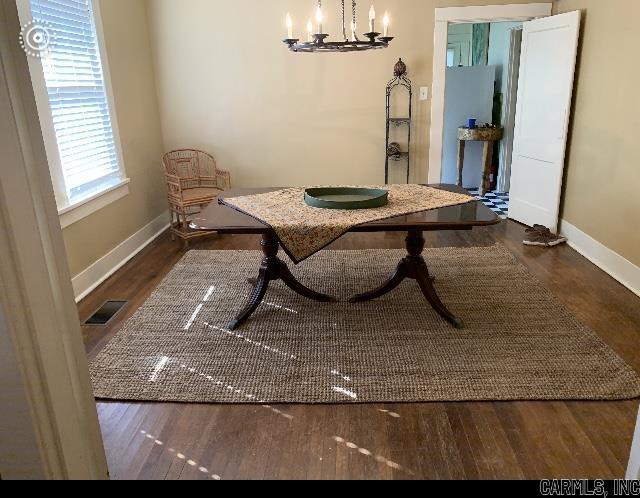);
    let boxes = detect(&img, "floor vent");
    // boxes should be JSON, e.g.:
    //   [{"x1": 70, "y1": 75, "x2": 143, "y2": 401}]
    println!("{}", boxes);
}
[{"x1": 84, "y1": 301, "x2": 128, "y2": 326}]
